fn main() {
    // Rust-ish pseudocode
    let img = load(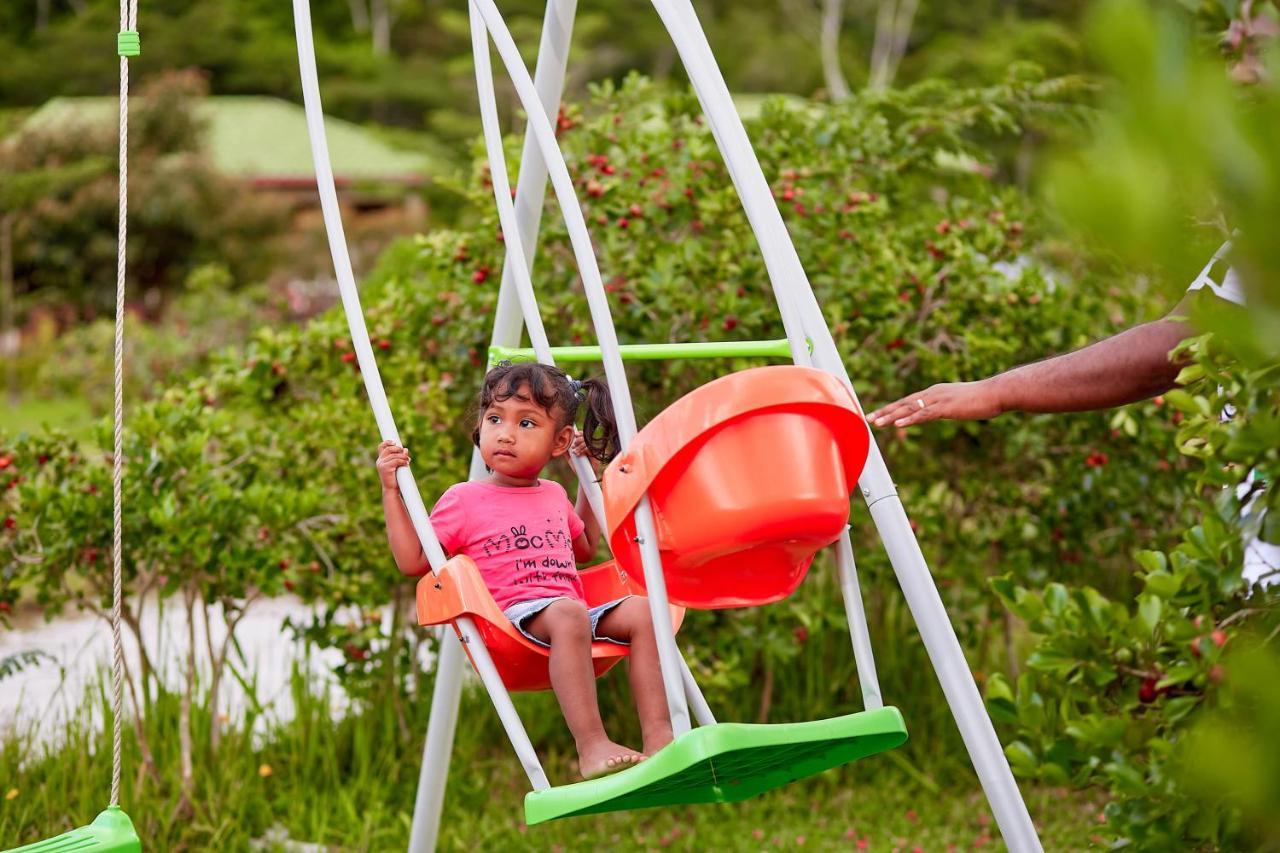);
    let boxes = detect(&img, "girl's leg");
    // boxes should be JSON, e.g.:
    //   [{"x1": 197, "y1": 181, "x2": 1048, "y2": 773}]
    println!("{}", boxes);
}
[
  {"x1": 524, "y1": 599, "x2": 642, "y2": 778},
  {"x1": 595, "y1": 597, "x2": 675, "y2": 755}
]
